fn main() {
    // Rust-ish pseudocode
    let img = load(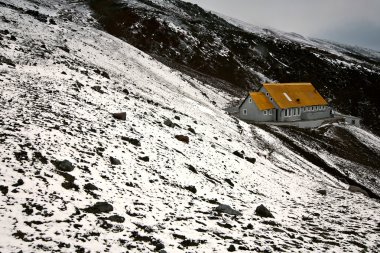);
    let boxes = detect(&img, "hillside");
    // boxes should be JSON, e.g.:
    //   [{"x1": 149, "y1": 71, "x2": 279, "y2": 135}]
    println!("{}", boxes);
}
[
  {"x1": 88, "y1": 0, "x2": 380, "y2": 135},
  {"x1": 0, "y1": 0, "x2": 380, "y2": 252}
]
